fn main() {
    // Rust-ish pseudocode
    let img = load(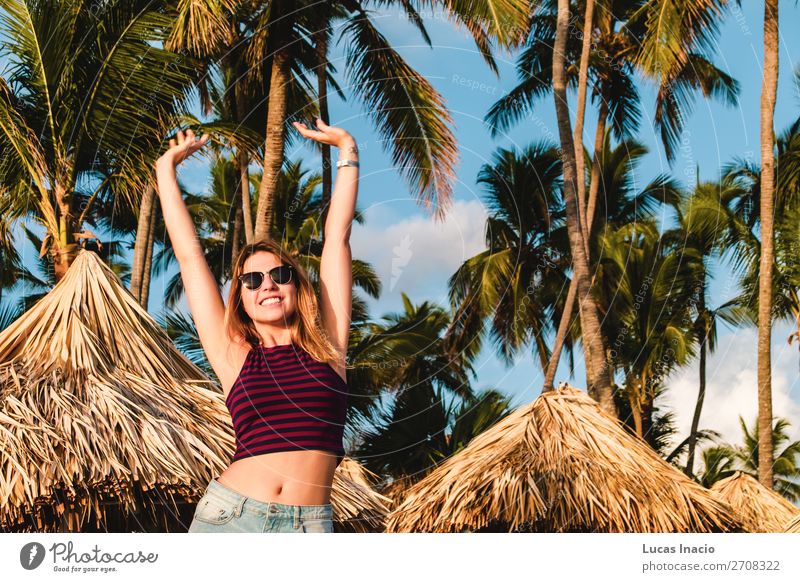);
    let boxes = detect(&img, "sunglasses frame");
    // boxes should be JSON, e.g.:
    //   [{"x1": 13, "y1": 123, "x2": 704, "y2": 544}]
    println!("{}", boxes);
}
[{"x1": 238, "y1": 265, "x2": 295, "y2": 290}]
